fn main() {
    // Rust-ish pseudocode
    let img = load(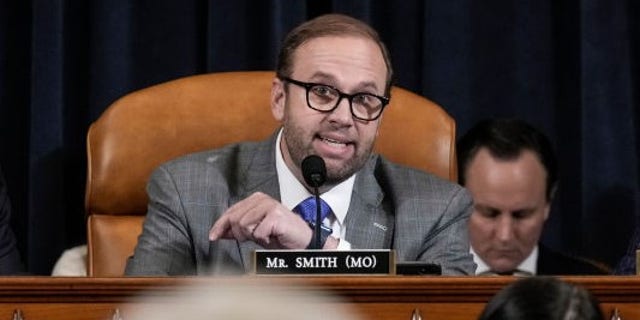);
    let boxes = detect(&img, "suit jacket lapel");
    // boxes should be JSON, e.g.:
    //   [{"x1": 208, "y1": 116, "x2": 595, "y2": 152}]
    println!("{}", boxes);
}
[
  {"x1": 344, "y1": 157, "x2": 394, "y2": 249},
  {"x1": 238, "y1": 133, "x2": 281, "y2": 200},
  {"x1": 233, "y1": 133, "x2": 281, "y2": 271}
]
